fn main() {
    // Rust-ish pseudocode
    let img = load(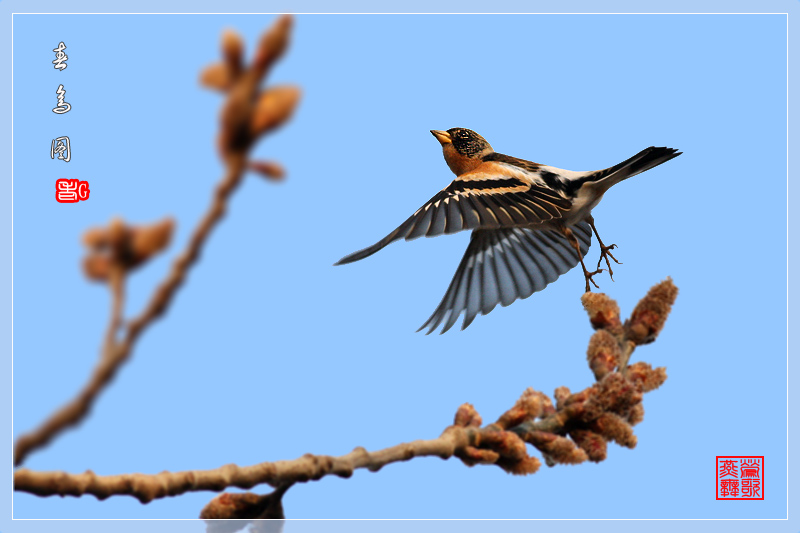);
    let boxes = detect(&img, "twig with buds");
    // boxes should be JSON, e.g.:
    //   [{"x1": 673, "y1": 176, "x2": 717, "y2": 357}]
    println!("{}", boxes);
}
[
  {"x1": 13, "y1": 15, "x2": 300, "y2": 468},
  {"x1": 15, "y1": 279, "x2": 677, "y2": 518}
]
